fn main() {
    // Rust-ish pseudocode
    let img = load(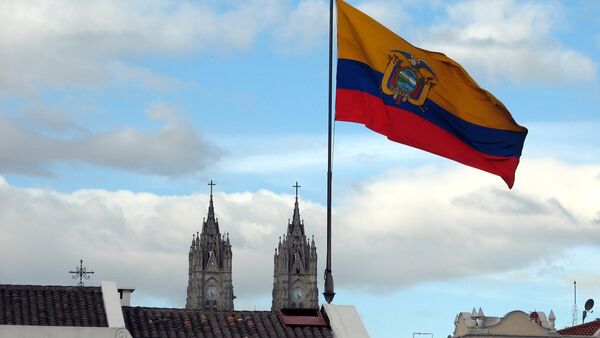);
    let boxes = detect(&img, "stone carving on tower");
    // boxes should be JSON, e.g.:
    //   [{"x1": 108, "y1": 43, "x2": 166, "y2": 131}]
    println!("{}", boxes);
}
[
  {"x1": 186, "y1": 180, "x2": 234, "y2": 311},
  {"x1": 272, "y1": 182, "x2": 318, "y2": 311}
]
